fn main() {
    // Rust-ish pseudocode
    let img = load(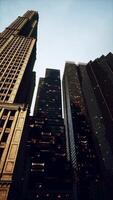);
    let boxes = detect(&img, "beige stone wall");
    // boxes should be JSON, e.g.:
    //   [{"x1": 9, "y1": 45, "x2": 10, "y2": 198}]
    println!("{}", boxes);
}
[{"x1": 0, "y1": 103, "x2": 28, "y2": 200}]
